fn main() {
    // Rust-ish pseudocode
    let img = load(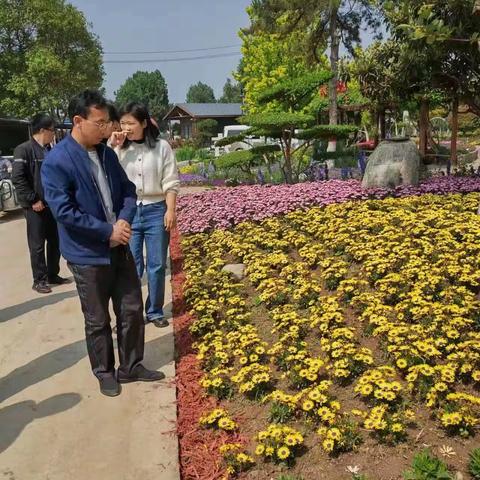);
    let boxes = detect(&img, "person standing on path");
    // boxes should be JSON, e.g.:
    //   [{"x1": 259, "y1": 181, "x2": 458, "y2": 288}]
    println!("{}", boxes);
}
[
  {"x1": 41, "y1": 90, "x2": 165, "y2": 397},
  {"x1": 110, "y1": 102, "x2": 179, "y2": 328},
  {"x1": 12, "y1": 114, "x2": 69, "y2": 294}
]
